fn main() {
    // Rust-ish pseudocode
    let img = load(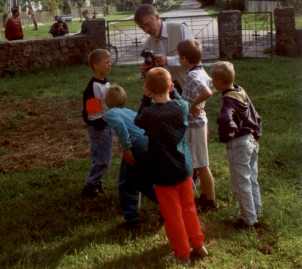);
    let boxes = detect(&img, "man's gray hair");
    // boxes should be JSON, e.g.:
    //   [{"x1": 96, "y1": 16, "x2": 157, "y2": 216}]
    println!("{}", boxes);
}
[{"x1": 134, "y1": 4, "x2": 159, "y2": 24}]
